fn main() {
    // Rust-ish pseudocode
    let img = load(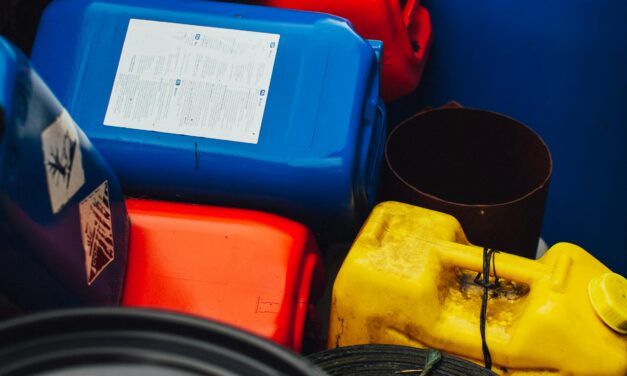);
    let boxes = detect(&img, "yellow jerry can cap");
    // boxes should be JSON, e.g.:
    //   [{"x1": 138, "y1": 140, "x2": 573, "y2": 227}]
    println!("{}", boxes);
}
[{"x1": 588, "y1": 272, "x2": 627, "y2": 334}]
